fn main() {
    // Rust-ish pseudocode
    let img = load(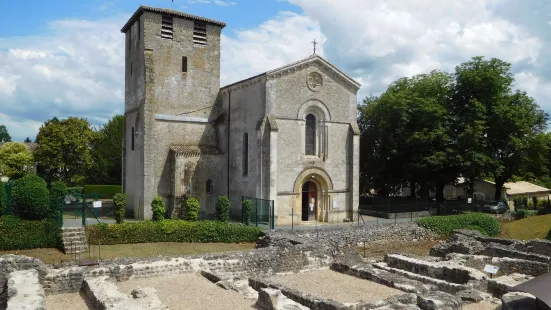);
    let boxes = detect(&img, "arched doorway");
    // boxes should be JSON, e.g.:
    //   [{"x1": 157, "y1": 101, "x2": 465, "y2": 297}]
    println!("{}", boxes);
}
[{"x1": 302, "y1": 181, "x2": 318, "y2": 221}]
